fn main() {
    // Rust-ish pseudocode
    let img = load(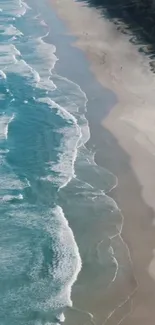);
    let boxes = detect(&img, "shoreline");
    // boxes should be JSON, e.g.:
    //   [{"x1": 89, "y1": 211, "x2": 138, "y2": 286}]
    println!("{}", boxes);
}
[{"x1": 49, "y1": 0, "x2": 155, "y2": 323}]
